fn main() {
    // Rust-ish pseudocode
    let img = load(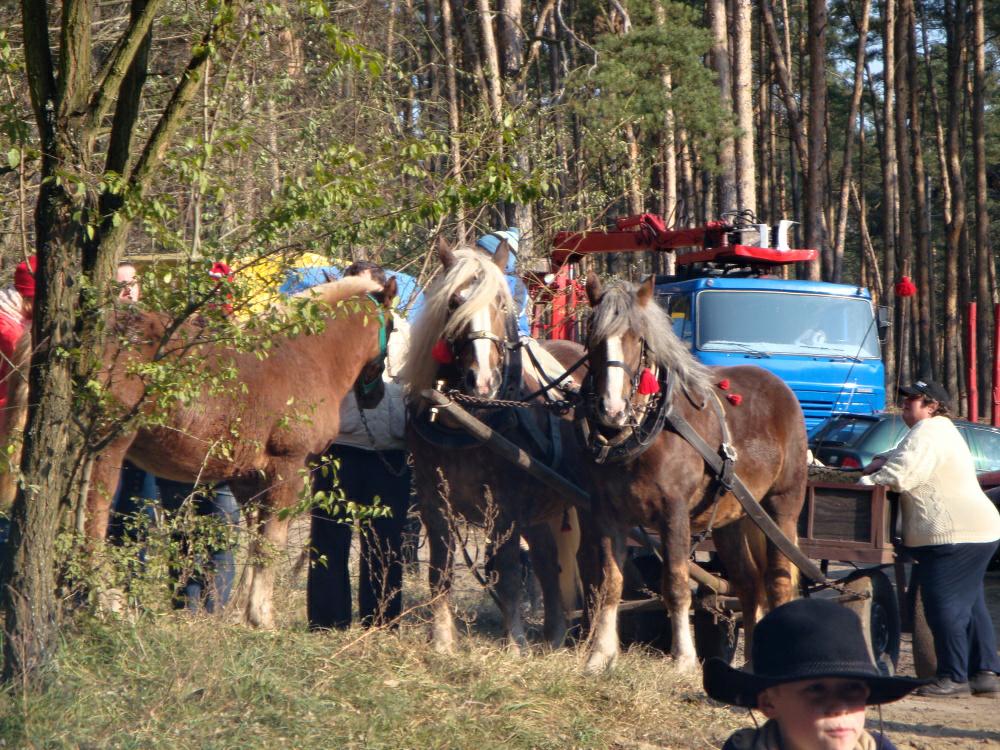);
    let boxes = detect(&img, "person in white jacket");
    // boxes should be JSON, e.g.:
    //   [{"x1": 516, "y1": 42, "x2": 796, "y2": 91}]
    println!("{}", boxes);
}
[
  {"x1": 862, "y1": 379, "x2": 1000, "y2": 698},
  {"x1": 307, "y1": 260, "x2": 412, "y2": 630}
]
